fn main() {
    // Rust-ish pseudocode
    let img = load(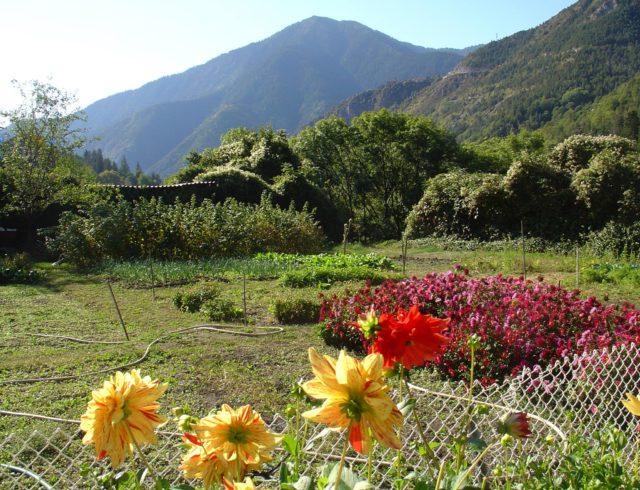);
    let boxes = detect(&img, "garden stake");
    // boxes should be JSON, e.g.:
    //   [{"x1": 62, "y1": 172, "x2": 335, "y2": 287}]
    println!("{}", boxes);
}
[
  {"x1": 401, "y1": 232, "x2": 408, "y2": 275},
  {"x1": 243, "y1": 271, "x2": 248, "y2": 328},
  {"x1": 149, "y1": 260, "x2": 156, "y2": 301},
  {"x1": 342, "y1": 218, "x2": 352, "y2": 255},
  {"x1": 521, "y1": 220, "x2": 526, "y2": 280},
  {"x1": 107, "y1": 280, "x2": 130, "y2": 341},
  {"x1": 575, "y1": 247, "x2": 580, "y2": 288}
]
